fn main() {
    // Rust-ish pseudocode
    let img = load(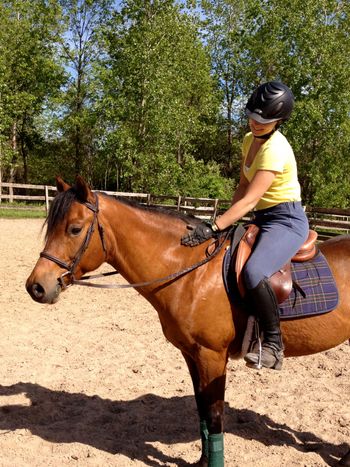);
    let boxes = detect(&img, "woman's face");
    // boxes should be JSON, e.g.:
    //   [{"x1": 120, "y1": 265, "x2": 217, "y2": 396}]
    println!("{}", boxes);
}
[{"x1": 249, "y1": 118, "x2": 278, "y2": 137}]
